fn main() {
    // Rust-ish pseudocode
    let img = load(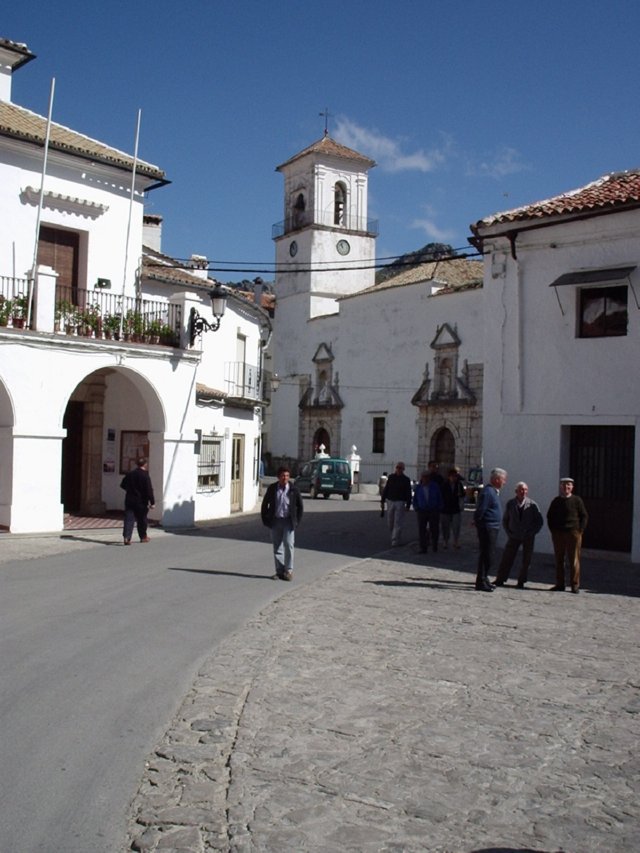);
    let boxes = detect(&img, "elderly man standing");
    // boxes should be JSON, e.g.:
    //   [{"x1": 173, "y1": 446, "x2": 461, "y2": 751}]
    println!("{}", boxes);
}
[
  {"x1": 381, "y1": 462, "x2": 413, "y2": 546},
  {"x1": 547, "y1": 477, "x2": 588, "y2": 593},
  {"x1": 473, "y1": 467, "x2": 507, "y2": 591},
  {"x1": 494, "y1": 482, "x2": 543, "y2": 589}
]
